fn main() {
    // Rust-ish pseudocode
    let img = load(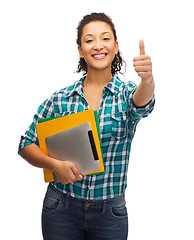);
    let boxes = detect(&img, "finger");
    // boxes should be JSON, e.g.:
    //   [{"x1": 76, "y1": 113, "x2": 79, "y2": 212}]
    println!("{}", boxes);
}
[
  {"x1": 71, "y1": 163, "x2": 83, "y2": 180},
  {"x1": 139, "y1": 39, "x2": 145, "y2": 55},
  {"x1": 137, "y1": 72, "x2": 152, "y2": 79},
  {"x1": 134, "y1": 66, "x2": 152, "y2": 73},
  {"x1": 59, "y1": 169, "x2": 76, "y2": 185},
  {"x1": 133, "y1": 55, "x2": 150, "y2": 62},
  {"x1": 133, "y1": 60, "x2": 151, "y2": 67},
  {"x1": 66, "y1": 171, "x2": 77, "y2": 183}
]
